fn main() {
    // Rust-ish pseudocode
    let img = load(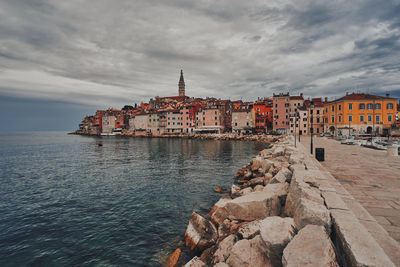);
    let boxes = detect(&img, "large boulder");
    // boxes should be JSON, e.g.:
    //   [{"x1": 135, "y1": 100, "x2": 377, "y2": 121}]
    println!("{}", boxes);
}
[
  {"x1": 219, "y1": 183, "x2": 288, "y2": 222},
  {"x1": 284, "y1": 176, "x2": 324, "y2": 217},
  {"x1": 264, "y1": 173, "x2": 273, "y2": 185},
  {"x1": 282, "y1": 225, "x2": 339, "y2": 267},
  {"x1": 272, "y1": 146, "x2": 285, "y2": 157},
  {"x1": 230, "y1": 184, "x2": 241, "y2": 198},
  {"x1": 293, "y1": 198, "x2": 331, "y2": 233},
  {"x1": 238, "y1": 219, "x2": 262, "y2": 239},
  {"x1": 184, "y1": 212, "x2": 218, "y2": 251},
  {"x1": 226, "y1": 236, "x2": 272, "y2": 267},
  {"x1": 183, "y1": 256, "x2": 206, "y2": 267},
  {"x1": 270, "y1": 167, "x2": 292, "y2": 184},
  {"x1": 212, "y1": 234, "x2": 237, "y2": 264},
  {"x1": 248, "y1": 177, "x2": 265, "y2": 187},
  {"x1": 251, "y1": 156, "x2": 273, "y2": 174},
  {"x1": 260, "y1": 216, "x2": 296, "y2": 267}
]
